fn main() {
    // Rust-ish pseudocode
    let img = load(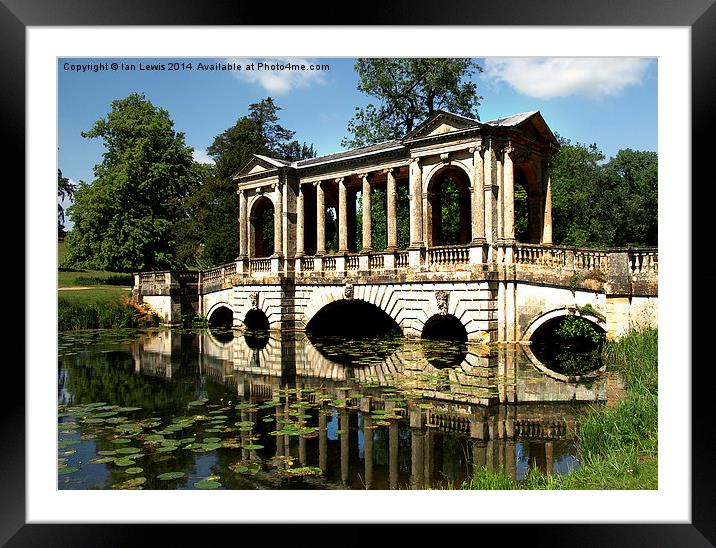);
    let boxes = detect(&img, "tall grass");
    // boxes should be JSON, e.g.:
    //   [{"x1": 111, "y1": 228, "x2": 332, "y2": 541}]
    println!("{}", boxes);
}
[
  {"x1": 58, "y1": 299, "x2": 138, "y2": 331},
  {"x1": 462, "y1": 327, "x2": 658, "y2": 490}
]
